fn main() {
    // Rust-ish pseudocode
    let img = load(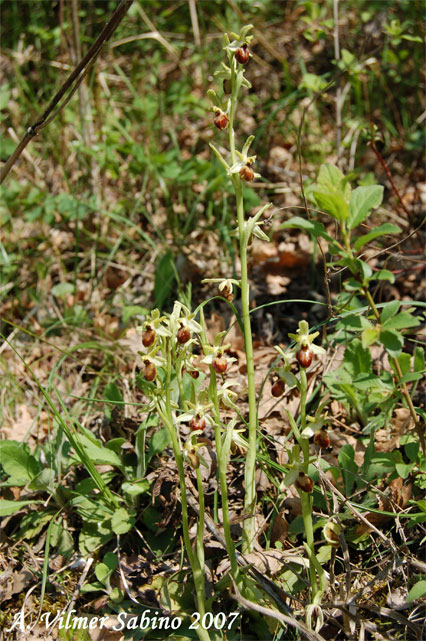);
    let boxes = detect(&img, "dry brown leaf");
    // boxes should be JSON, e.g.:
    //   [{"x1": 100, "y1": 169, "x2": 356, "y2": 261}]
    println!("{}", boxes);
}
[
  {"x1": 270, "y1": 512, "x2": 289, "y2": 547},
  {"x1": 0, "y1": 404, "x2": 34, "y2": 442},
  {"x1": 375, "y1": 408, "x2": 414, "y2": 452},
  {"x1": 354, "y1": 478, "x2": 412, "y2": 536}
]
